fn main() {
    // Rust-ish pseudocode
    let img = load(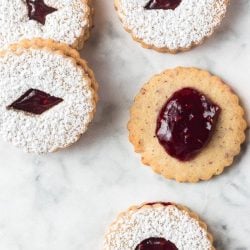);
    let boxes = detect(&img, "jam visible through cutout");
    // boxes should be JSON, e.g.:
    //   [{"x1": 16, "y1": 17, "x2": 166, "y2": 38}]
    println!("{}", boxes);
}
[
  {"x1": 26, "y1": 0, "x2": 57, "y2": 25},
  {"x1": 156, "y1": 88, "x2": 220, "y2": 161},
  {"x1": 7, "y1": 89, "x2": 63, "y2": 115},
  {"x1": 145, "y1": 0, "x2": 182, "y2": 10},
  {"x1": 145, "y1": 202, "x2": 172, "y2": 206},
  {"x1": 135, "y1": 238, "x2": 178, "y2": 250}
]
